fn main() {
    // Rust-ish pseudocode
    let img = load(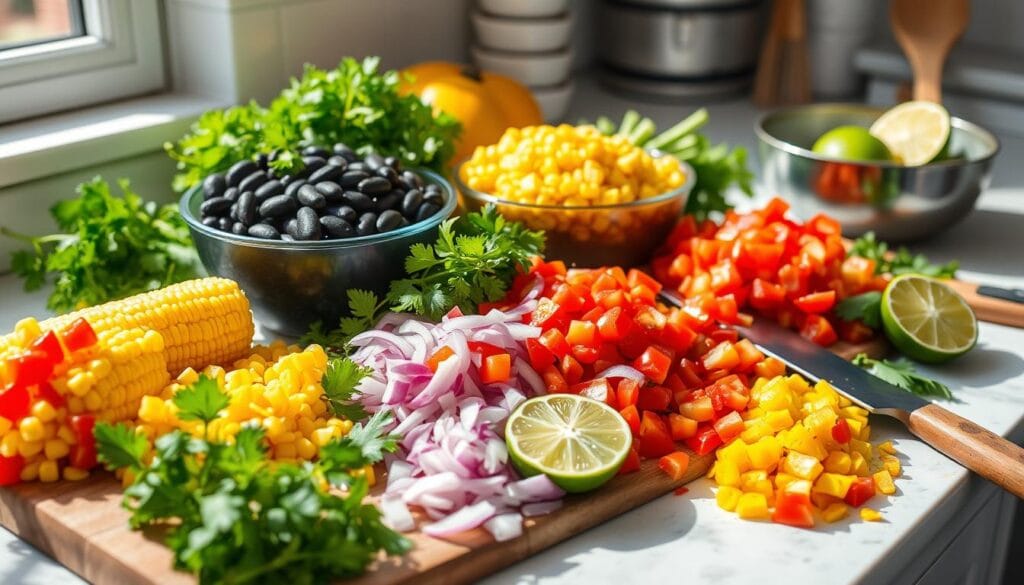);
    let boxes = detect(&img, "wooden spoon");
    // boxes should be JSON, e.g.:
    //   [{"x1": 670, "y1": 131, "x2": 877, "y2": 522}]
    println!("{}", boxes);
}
[{"x1": 890, "y1": 0, "x2": 969, "y2": 103}]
